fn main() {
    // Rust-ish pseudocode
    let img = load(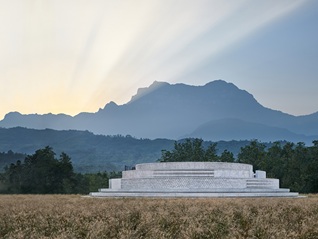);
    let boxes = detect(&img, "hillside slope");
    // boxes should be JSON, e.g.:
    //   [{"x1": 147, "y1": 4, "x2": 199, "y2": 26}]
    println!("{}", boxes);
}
[{"x1": 0, "y1": 127, "x2": 254, "y2": 172}]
